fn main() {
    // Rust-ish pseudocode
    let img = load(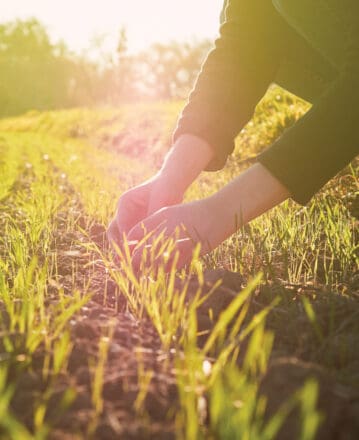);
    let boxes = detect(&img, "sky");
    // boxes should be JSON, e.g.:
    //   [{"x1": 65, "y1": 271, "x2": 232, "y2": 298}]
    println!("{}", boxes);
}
[{"x1": 2, "y1": 0, "x2": 224, "y2": 55}]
